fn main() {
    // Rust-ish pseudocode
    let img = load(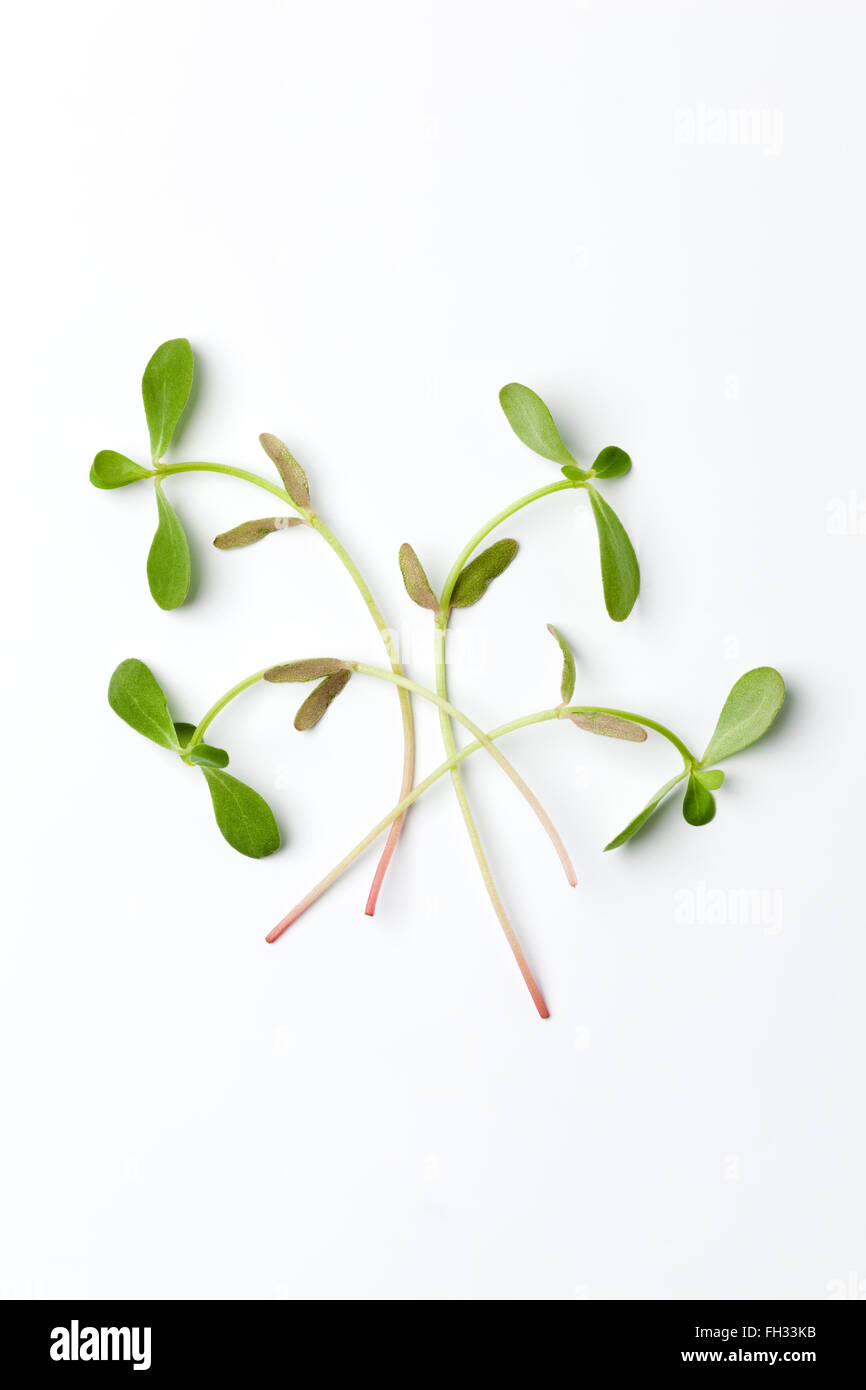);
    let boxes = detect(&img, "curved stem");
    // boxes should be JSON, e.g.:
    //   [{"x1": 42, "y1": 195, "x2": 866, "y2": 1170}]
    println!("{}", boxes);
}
[
  {"x1": 184, "y1": 660, "x2": 689, "y2": 1019},
  {"x1": 267, "y1": 696, "x2": 693, "y2": 948},
  {"x1": 428, "y1": 479, "x2": 580, "y2": 1017},
  {"x1": 154, "y1": 460, "x2": 415, "y2": 913},
  {"x1": 268, "y1": 707, "x2": 560, "y2": 1018},
  {"x1": 433, "y1": 616, "x2": 547, "y2": 1014},
  {"x1": 156, "y1": 461, "x2": 292, "y2": 506},
  {"x1": 574, "y1": 708, "x2": 695, "y2": 765},
  {"x1": 307, "y1": 517, "x2": 415, "y2": 915},
  {"x1": 351, "y1": 662, "x2": 576, "y2": 885},
  {"x1": 191, "y1": 670, "x2": 269, "y2": 745},
  {"x1": 187, "y1": 664, "x2": 694, "y2": 780},
  {"x1": 439, "y1": 479, "x2": 579, "y2": 604}
]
